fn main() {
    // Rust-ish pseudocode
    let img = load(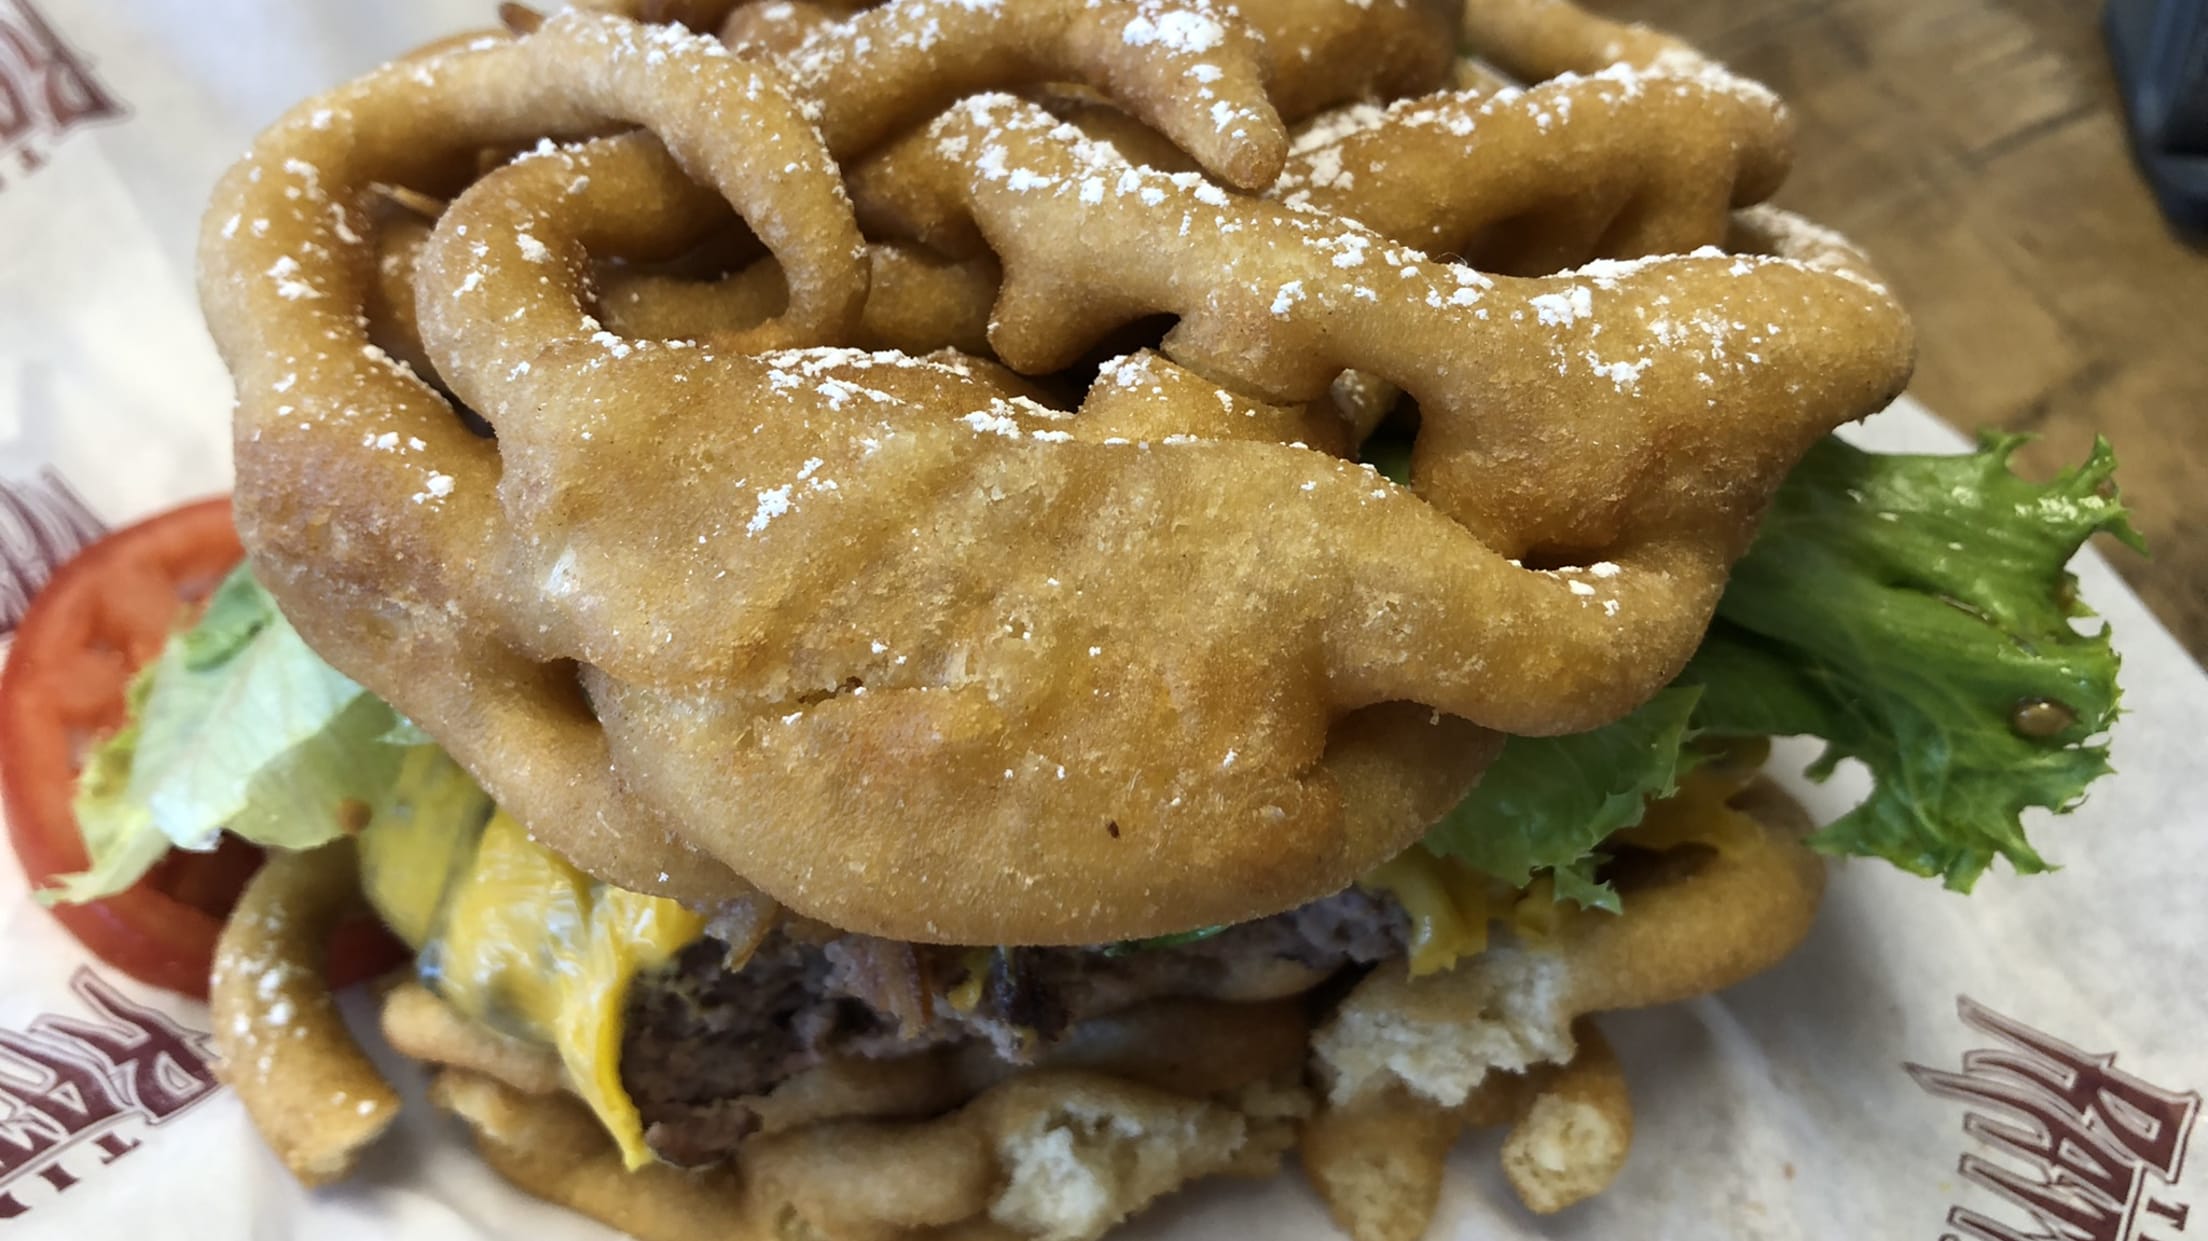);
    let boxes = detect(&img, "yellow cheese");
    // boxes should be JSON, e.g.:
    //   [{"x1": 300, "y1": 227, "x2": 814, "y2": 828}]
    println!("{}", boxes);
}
[
  {"x1": 1359, "y1": 851, "x2": 1501, "y2": 976},
  {"x1": 360, "y1": 785, "x2": 703, "y2": 1170},
  {"x1": 946, "y1": 948, "x2": 994, "y2": 1012},
  {"x1": 1613, "y1": 745, "x2": 1770, "y2": 858},
  {"x1": 1509, "y1": 875, "x2": 1564, "y2": 941},
  {"x1": 355, "y1": 747, "x2": 493, "y2": 948}
]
